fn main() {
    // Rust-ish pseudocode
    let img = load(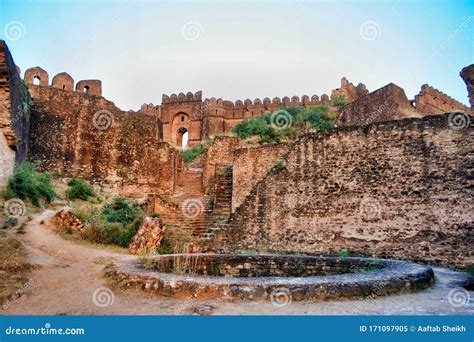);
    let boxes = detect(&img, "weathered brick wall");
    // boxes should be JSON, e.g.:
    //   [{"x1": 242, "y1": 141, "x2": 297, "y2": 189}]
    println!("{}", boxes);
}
[
  {"x1": 28, "y1": 85, "x2": 180, "y2": 196},
  {"x1": 0, "y1": 40, "x2": 30, "y2": 186},
  {"x1": 232, "y1": 143, "x2": 289, "y2": 211},
  {"x1": 338, "y1": 83, "x2": 420, "y2": 126},
  {"x1": 202, "y1": 136, "x2": 240, "y2": 192},
  {"x1": 226, "y1": 113, "x2": 473, "y2": 268}
]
